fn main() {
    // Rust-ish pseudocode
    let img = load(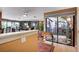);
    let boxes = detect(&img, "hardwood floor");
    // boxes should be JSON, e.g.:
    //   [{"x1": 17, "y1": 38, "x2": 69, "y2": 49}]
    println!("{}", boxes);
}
[
  {"x1": 0, "y1": 33, "x2": 77, "y2": 52},
  {"x1": 53, "y1": 43, "x2": 76, "y2": 52},
  {"x1": 0, "y1": 34, "x2": 39, "y2": 52}
]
